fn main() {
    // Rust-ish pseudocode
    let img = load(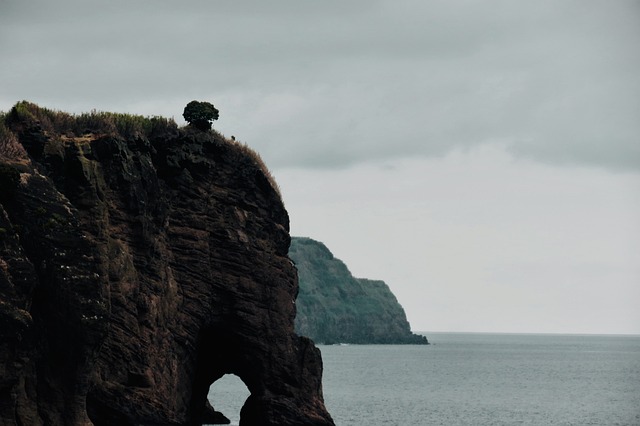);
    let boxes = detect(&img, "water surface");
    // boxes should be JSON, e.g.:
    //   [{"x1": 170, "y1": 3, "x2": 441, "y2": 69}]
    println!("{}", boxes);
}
[{"x1": 209, "y1": 333, "x2": 640, "y2": 425}]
